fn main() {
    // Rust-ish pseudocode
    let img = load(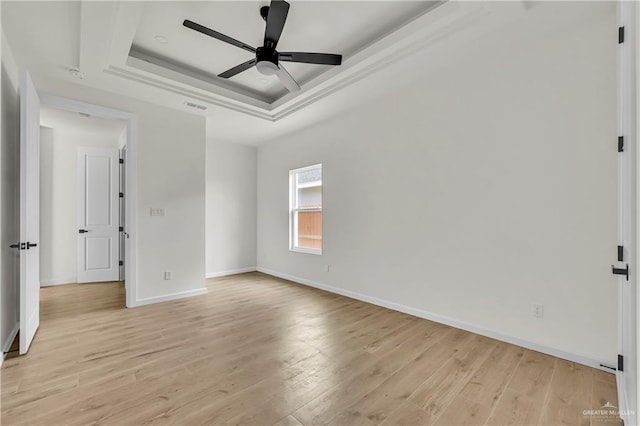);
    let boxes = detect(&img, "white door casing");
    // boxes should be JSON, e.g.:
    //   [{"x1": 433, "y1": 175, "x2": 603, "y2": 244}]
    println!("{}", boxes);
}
[
  {"x1": 19, "y1": 72, "x2": 40, "y2": 354},
  {"x1": 616, "y1": 2, "x2": 637, "y2": 424},
  {"x1": 77, "y1": 147, "x2": 120, "y2": 283}
]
